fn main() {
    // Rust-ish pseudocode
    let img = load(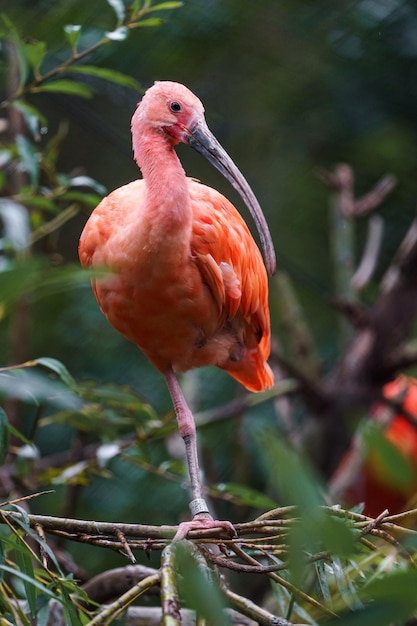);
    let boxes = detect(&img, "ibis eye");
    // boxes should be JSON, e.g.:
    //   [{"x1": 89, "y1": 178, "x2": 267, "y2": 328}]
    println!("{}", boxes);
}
[{"x1": 170, "y1": 101, "x2": 182, "y2": 113}]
